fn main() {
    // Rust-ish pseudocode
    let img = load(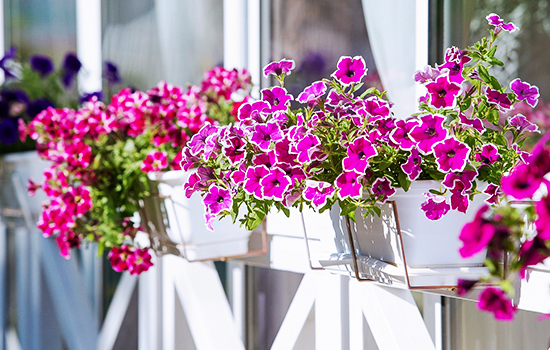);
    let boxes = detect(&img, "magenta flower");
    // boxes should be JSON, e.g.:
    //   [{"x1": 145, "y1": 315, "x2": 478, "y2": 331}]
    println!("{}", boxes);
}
[
  {"x1": 425, "y1": 76, "x2": 461, "y2": 109},
  {"x1": 56, "y1": 231, "x2": 80, "y2": 259},
  {"x1": 457, "y1": 279, "x2": 478, "y2": 296},
  {"x1": 295, "y1": 134, "x2": 322, "y2": 163},
  {"x1": 501, "y1": 163, "x2": 542, "y2": 200},
  {"x1": 475, "y1": 144, "x2": 500, "y2": 166},
  {"x1": 389, "y1": 119, "x2": 419, "y2": 151},
  {"x1": 535, "y1": 195, "x2": 550, "y2": 236},
  {"x1": 508, "y1": 114, "x2": 540, "y2": 134},
  {"x1": 512, "y1": 143, "x2": 530, "y2": 164},
  {"x1": 483, "y1": 184, "x2": 501, "y2": 205},
  {"x1": 518, "y1": 237, "x2": 550, "y2": 279},
  {"x1": 331, "y1": 56, "x2": 367, "y2": 85},
  {"x1": 486, "y1": 13, "x2": 519, "y2": 33},
  {"x1": 442, "y1": 169, "x2": 478, "y2": 191},
  {"x1": 459, "y1": 205, "x2": 494, "y2": 258},
  {"x1": 261, "y1": 86, "x2": 293, "y2": 112},
  {"x1": 439, "y1": 47, "x2": 471, "y2": 84},
  {"x1": 204, "y1": 185, "x2": 233, "y2": 214},
  {"x1": 237, "y1": 100, "x2": 269, "y2": 124},
  {"x1": 187, "y1": 123, "x2": 217, "y2": 155},
  {"x1": 141, "y1": 151, "x2": 168, "y2": 173},
  {"x1": 263, "y1": 58, "x2": 295, "y2": 78},
  {"x1": 362, "y1": 96, "x2": 391, "y2": 118},
  {"x1": 335, "y1": 171, "x2": 362, "y2": 200},
  {"x1": 251, "y1": 122, "x2": 283, "y2": 151},
  {"x1": 108, "y1": 245, "x2": 133, "y2": 272},
  {"x1": 401, "y1": 147, "x2": 422, "y2": 180},
  {"x1": 420, "y1": 192, "x2": 451, "y2": 220},
  {"x1": 477, "y1": 287, "x2": 517, "y2": 321},
  {"x1": 485, "y1": 87, "x2": 512, "y2": 111},
  {"x1": 458, "y1": 113, "x2": 485, "y2": 133},
  {"x1": 342, "y1": 136, "x2": 378, "y2": 174},
  {"x1": 409, "y1": 114, "x2": 448, "y2": 154},
  {"x1": 371, "y1": 177, "x2": 395, "y2": 203},
  {"x1": 510, "y1": 78, "x2": 539, "y2": 107},
  {"x1": 450, "y1": 182, "x2": 469, "y2": 213},
  {"x1": 433, "y1": 138, "x2": 471, "y2": 172},
  {"x1": 244, "y1": 166, "x2": 270, "y2": 199},
  {"x1": 296, "y1": 81, "x2": 326, "y2": 105},
  {"x1": 414, "y1": 65, "x2": 445, "y2": 83},
  {"x1": 303, "y1": 181, "x2": 336, "y2": 209},
  {"x1": 260, "y1": 167, "x2": 292, "y2": 201},
  {"x1": 127, "y1": 248, "x2": 154, "y2": 275}
]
